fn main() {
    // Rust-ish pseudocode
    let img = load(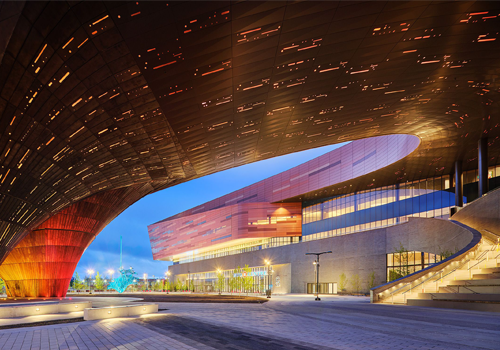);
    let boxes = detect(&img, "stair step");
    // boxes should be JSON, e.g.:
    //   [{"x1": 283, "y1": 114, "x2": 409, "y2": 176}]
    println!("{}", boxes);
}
[
  {"x1": 447, "y1": 278, "x2": 500, "y2": 286},
  {"x1": 407, "y1": 299, "x2": 500, "y2": 312},
  {"x1": 378, "y1": 243, "x2": 500, "y2": 310},
  {"x1": 479, "y1": 267, "x2": 500, "y2": 274},
  {"x1": 417, "y1": 293, "x2": 500, "y2": 302},
  {"x1": 473, "y1": 273, "x2": 500, "y2": 279},
  {"x1": 467, "y1": 261, "x2": 498, "y2": 268},
  {"x1": 439, "y1": 285, "x2": 500, "y2": 294}
]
